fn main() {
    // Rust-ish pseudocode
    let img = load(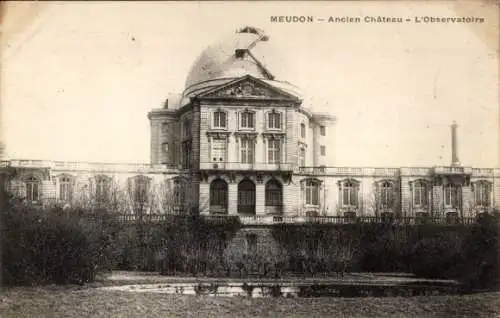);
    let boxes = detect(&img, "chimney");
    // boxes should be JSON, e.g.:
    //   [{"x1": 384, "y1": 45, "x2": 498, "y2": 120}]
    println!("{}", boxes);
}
[{"x1": 451, "y1": 121, "x2": 460, "y2": 166}]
